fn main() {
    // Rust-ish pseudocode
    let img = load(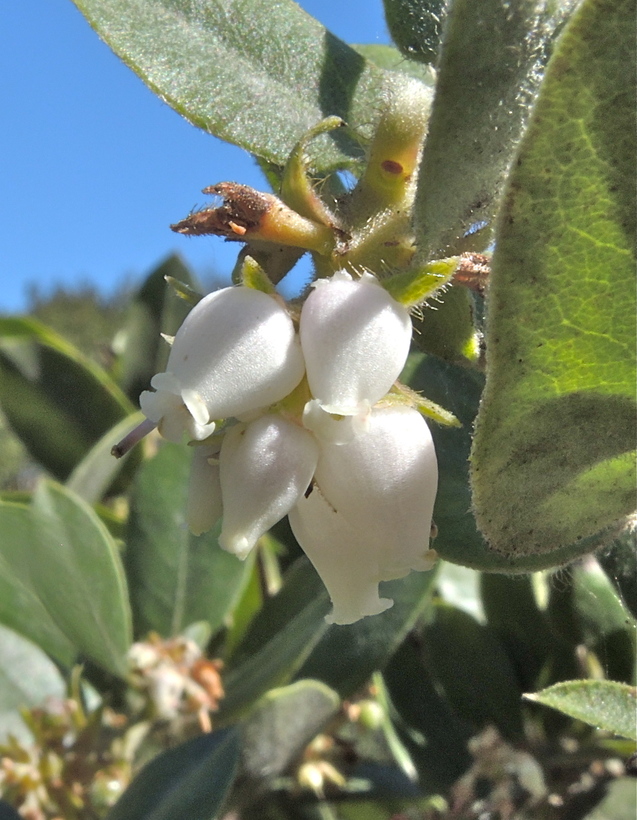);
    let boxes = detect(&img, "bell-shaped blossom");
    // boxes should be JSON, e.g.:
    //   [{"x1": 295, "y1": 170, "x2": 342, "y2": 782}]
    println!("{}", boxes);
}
[
  {"x1": 289, "y1": 406, "x2": 437, "y2": 625},
  {"x1": 187, "y1": 443, "x2": 223, "y2": 536},
  {"x1": 140, "y1": 287, "x2": 305, "y2": 442},
  {"x1": 218, "y1": 415, "x2": 319, "y2": 559},
  {"x1": 299, "y1": 271, "x2": 412, "y2": 417}
]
